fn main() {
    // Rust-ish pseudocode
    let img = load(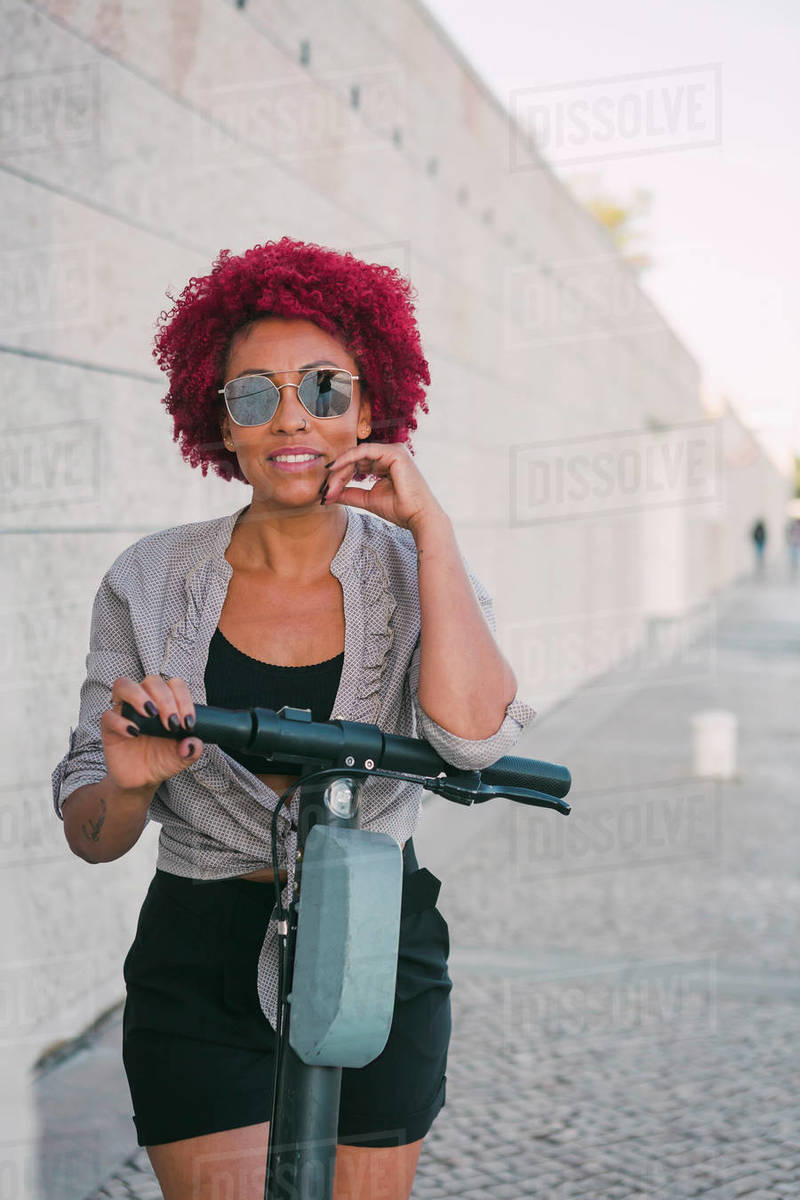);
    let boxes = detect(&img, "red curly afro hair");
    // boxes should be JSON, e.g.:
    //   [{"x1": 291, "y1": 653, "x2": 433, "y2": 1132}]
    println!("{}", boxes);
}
[{"x1": 152, "y1": 237, "x2": 431, "y2": 485}]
